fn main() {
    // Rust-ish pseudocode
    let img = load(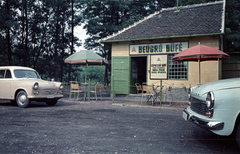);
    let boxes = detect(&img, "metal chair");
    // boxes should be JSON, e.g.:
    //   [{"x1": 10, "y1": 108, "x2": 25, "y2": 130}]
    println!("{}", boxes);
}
[
  {"x1": 141, "y1": 84, "x2": 155, "y2": 105},
  {"x1": 181, "y1": 83, "x2": 189, "y2": 106},
  {"x1": 69, "y1": 81, "x2": 84, "y2": 100},
  {"x1": 91, "y1": 84, "x2": 104, "y2": 101},
  {"x1": 162, "y1": 84, "x2": 174, "y2": 105},
  {"x1": 150, "y1": 83, "x2": 164, "y2": 104}
]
